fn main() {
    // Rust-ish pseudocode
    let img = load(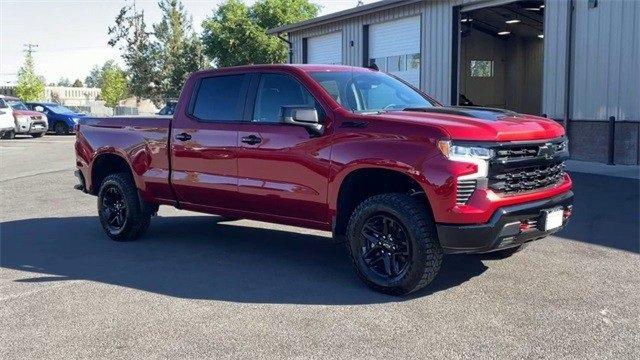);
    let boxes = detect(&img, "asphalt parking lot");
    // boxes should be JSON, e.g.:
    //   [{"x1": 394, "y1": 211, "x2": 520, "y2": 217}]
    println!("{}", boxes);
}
[{"x1": 1, "y1": 135, "x2": 638, "y2": 359}]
